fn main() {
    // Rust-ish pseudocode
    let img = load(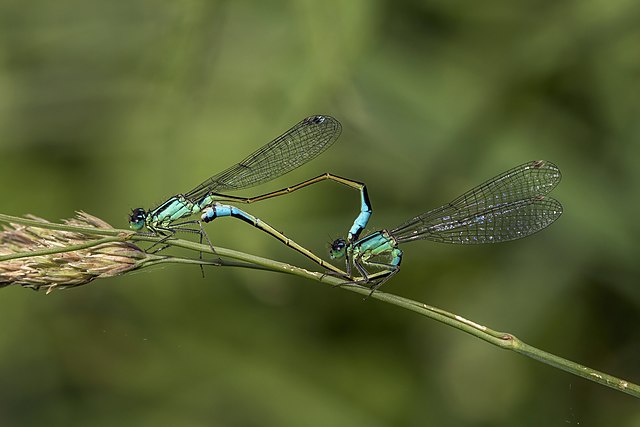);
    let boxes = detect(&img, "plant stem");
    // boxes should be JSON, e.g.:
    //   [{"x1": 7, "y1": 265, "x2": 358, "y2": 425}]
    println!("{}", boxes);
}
[
  {"x1": 141, "y1": 254, "x2": 274, "y2": 272},
  {"x1": 0, "y1": 213, "x2": 638, "y2": 398}
]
